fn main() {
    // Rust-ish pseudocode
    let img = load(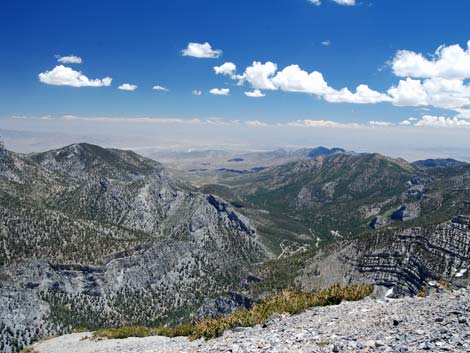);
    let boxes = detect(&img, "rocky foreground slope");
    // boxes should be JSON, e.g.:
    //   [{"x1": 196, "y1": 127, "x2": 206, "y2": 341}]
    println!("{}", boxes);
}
[{"x1": 32, "y1": 287, "x2": 470, "y2": 353}]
